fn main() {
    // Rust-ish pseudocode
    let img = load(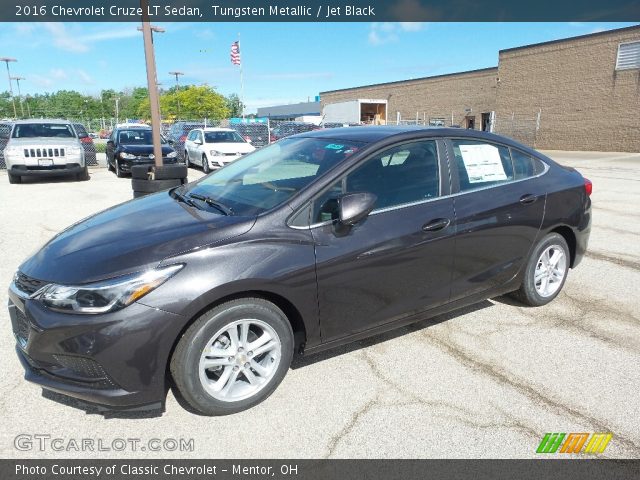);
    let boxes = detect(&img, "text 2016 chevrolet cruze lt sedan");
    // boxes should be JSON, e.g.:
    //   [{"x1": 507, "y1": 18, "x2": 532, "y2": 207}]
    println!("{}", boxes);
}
[{"x1": 8, "y1": 127, "x2": 591, "y2": 415}]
